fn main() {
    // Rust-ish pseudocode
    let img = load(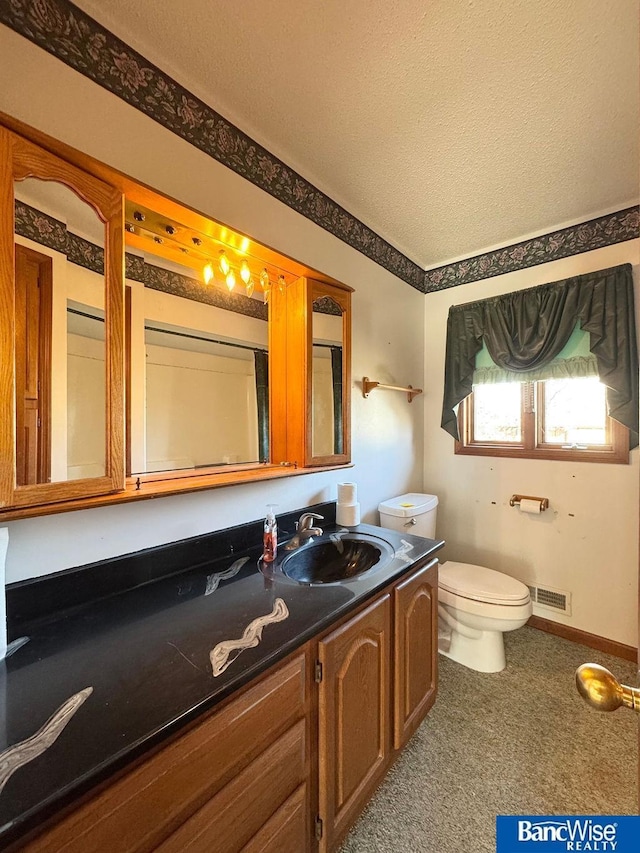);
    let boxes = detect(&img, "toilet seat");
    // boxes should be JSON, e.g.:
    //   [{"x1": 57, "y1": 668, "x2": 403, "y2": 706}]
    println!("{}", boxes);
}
[{"x1": 439, "y1": 561, "x2": 530, "y2": 606}]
